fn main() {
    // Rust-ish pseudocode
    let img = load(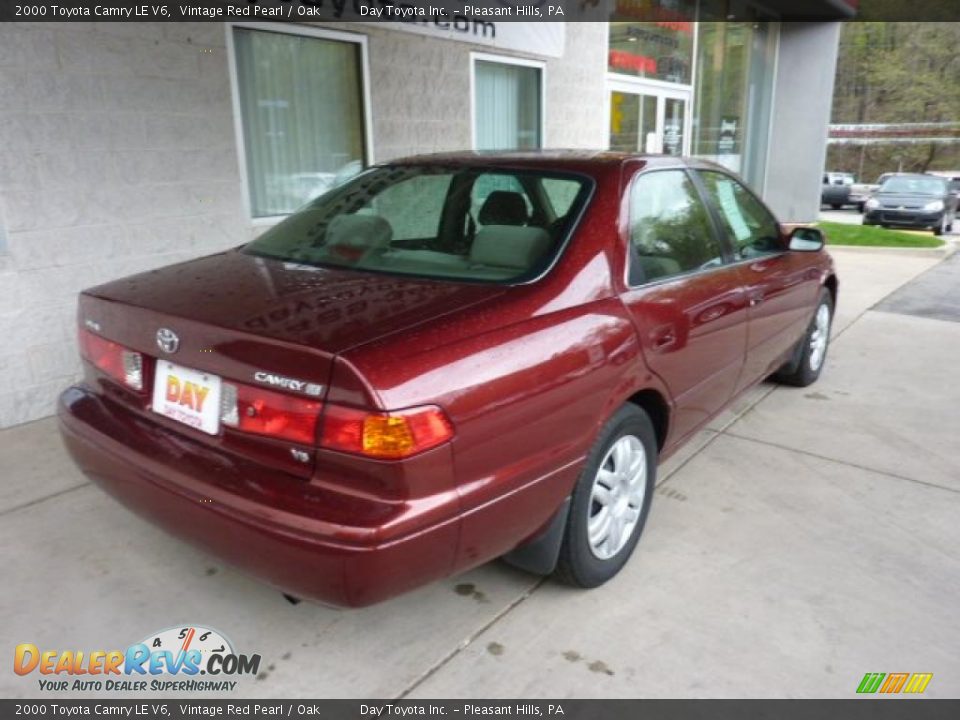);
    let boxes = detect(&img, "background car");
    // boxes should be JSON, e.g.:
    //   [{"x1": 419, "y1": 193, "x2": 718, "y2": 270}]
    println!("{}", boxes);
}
[
  {"x1": 863, "y1": 173, "x2": 958, "y2": 235},
  {"x1": 59, "y1": 152, "x2": 838, "y2": 607},
  {"x1": 822, "y1": 172, "x2": 854, "y2": 209}
]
